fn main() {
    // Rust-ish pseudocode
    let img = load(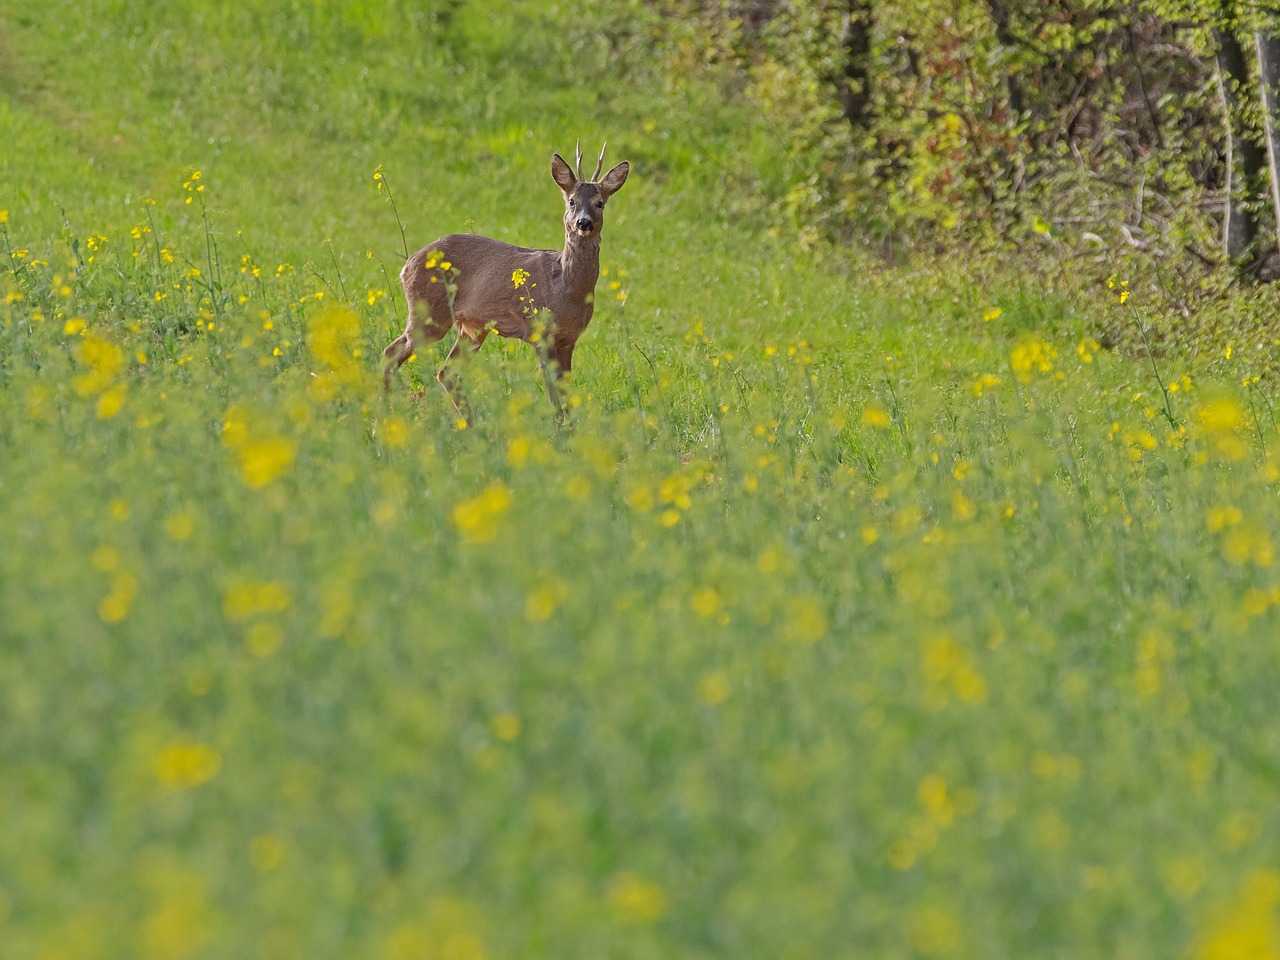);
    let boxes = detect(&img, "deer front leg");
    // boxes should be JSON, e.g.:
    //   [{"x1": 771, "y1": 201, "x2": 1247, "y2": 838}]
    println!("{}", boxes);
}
[
  {"x1": 534, "y1": 341, "x2": 563, "y2": 416},
  {"x1": 552, "y1": 339, "x2": 575, "y2": 379},
  {"x1": 531, "y1": 337, "x2": 576, "y2": 425}
]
